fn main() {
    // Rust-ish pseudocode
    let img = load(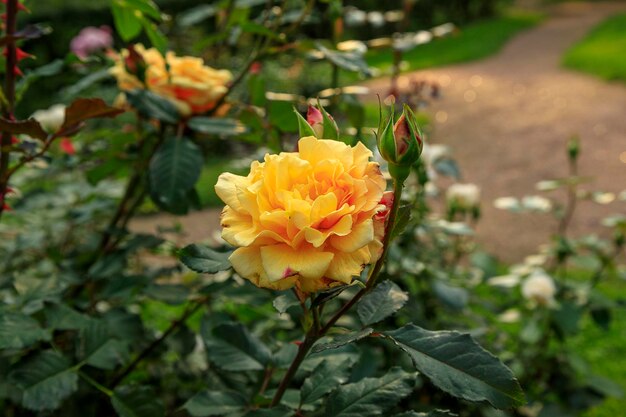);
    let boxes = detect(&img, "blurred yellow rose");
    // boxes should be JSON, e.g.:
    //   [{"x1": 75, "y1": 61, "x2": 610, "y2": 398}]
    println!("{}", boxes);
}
[
  {"x1": 215, "y1": 136, "x2": 388, "y2": 293},
  {"x1": 110, "y1": 44, "x2": 232, "y2": 117}
]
